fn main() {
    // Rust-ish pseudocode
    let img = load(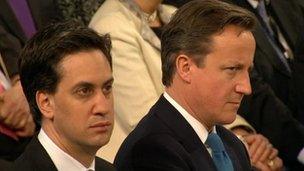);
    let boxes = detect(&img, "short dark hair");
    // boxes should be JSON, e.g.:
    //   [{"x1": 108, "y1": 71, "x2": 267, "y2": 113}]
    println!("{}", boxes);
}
[
  {"x1": 161, "y1": 0, "x2": 256, "y2": 86},
  {"x1": 19, "y1": 21, "x2": 112, "y2": 124}
]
